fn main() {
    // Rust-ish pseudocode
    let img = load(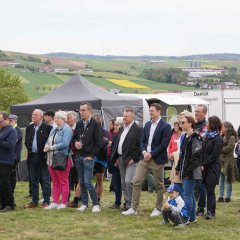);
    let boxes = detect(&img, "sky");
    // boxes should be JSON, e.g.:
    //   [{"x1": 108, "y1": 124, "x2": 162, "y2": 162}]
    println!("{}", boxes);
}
[{"x1": 1, "y1": 0, "x2": 240, "y2": 56}]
